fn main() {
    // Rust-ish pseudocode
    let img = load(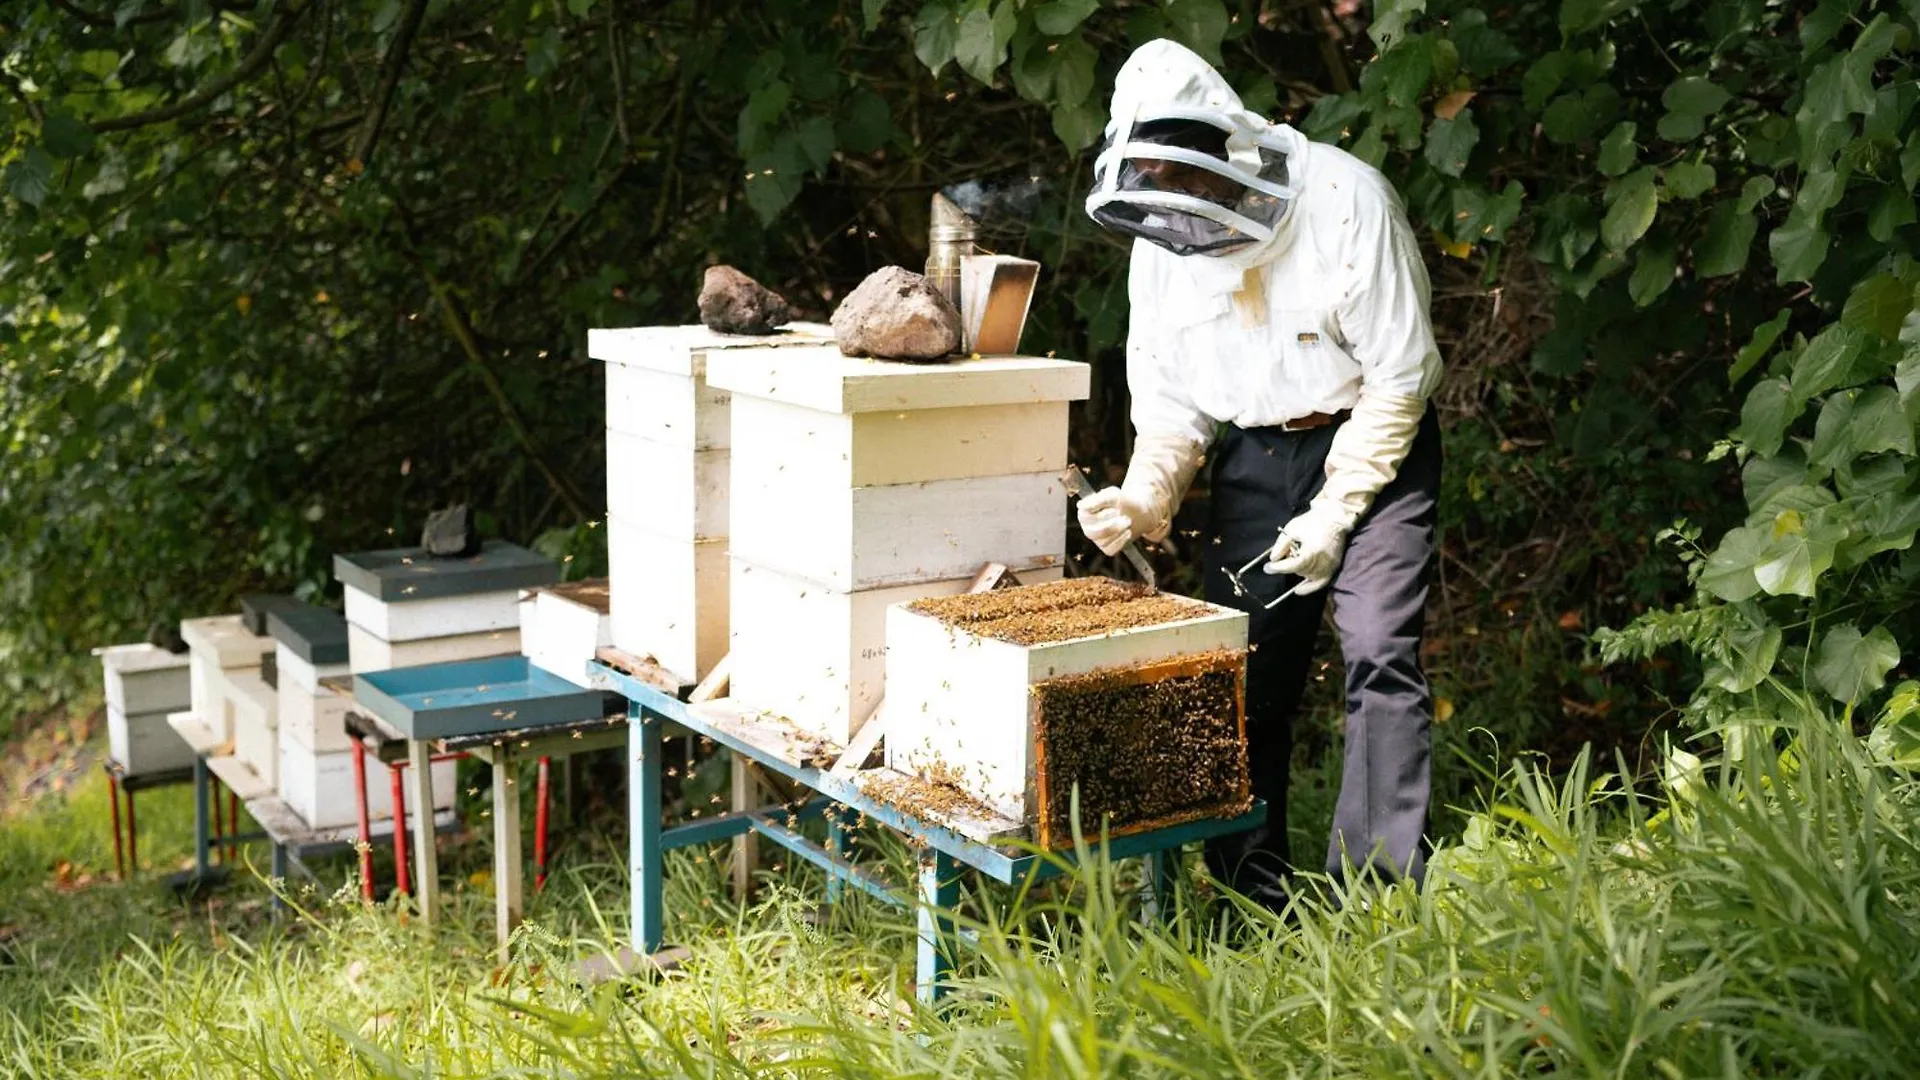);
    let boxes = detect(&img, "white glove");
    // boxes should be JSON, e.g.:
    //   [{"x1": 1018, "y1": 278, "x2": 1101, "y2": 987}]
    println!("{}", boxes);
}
[
  {"x1": 1263, "y1": 389, "x2": 1427, "y2": 594},
  {"x1": 1076, "y1": 434, "x2": 1207, "y2": 557}
]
